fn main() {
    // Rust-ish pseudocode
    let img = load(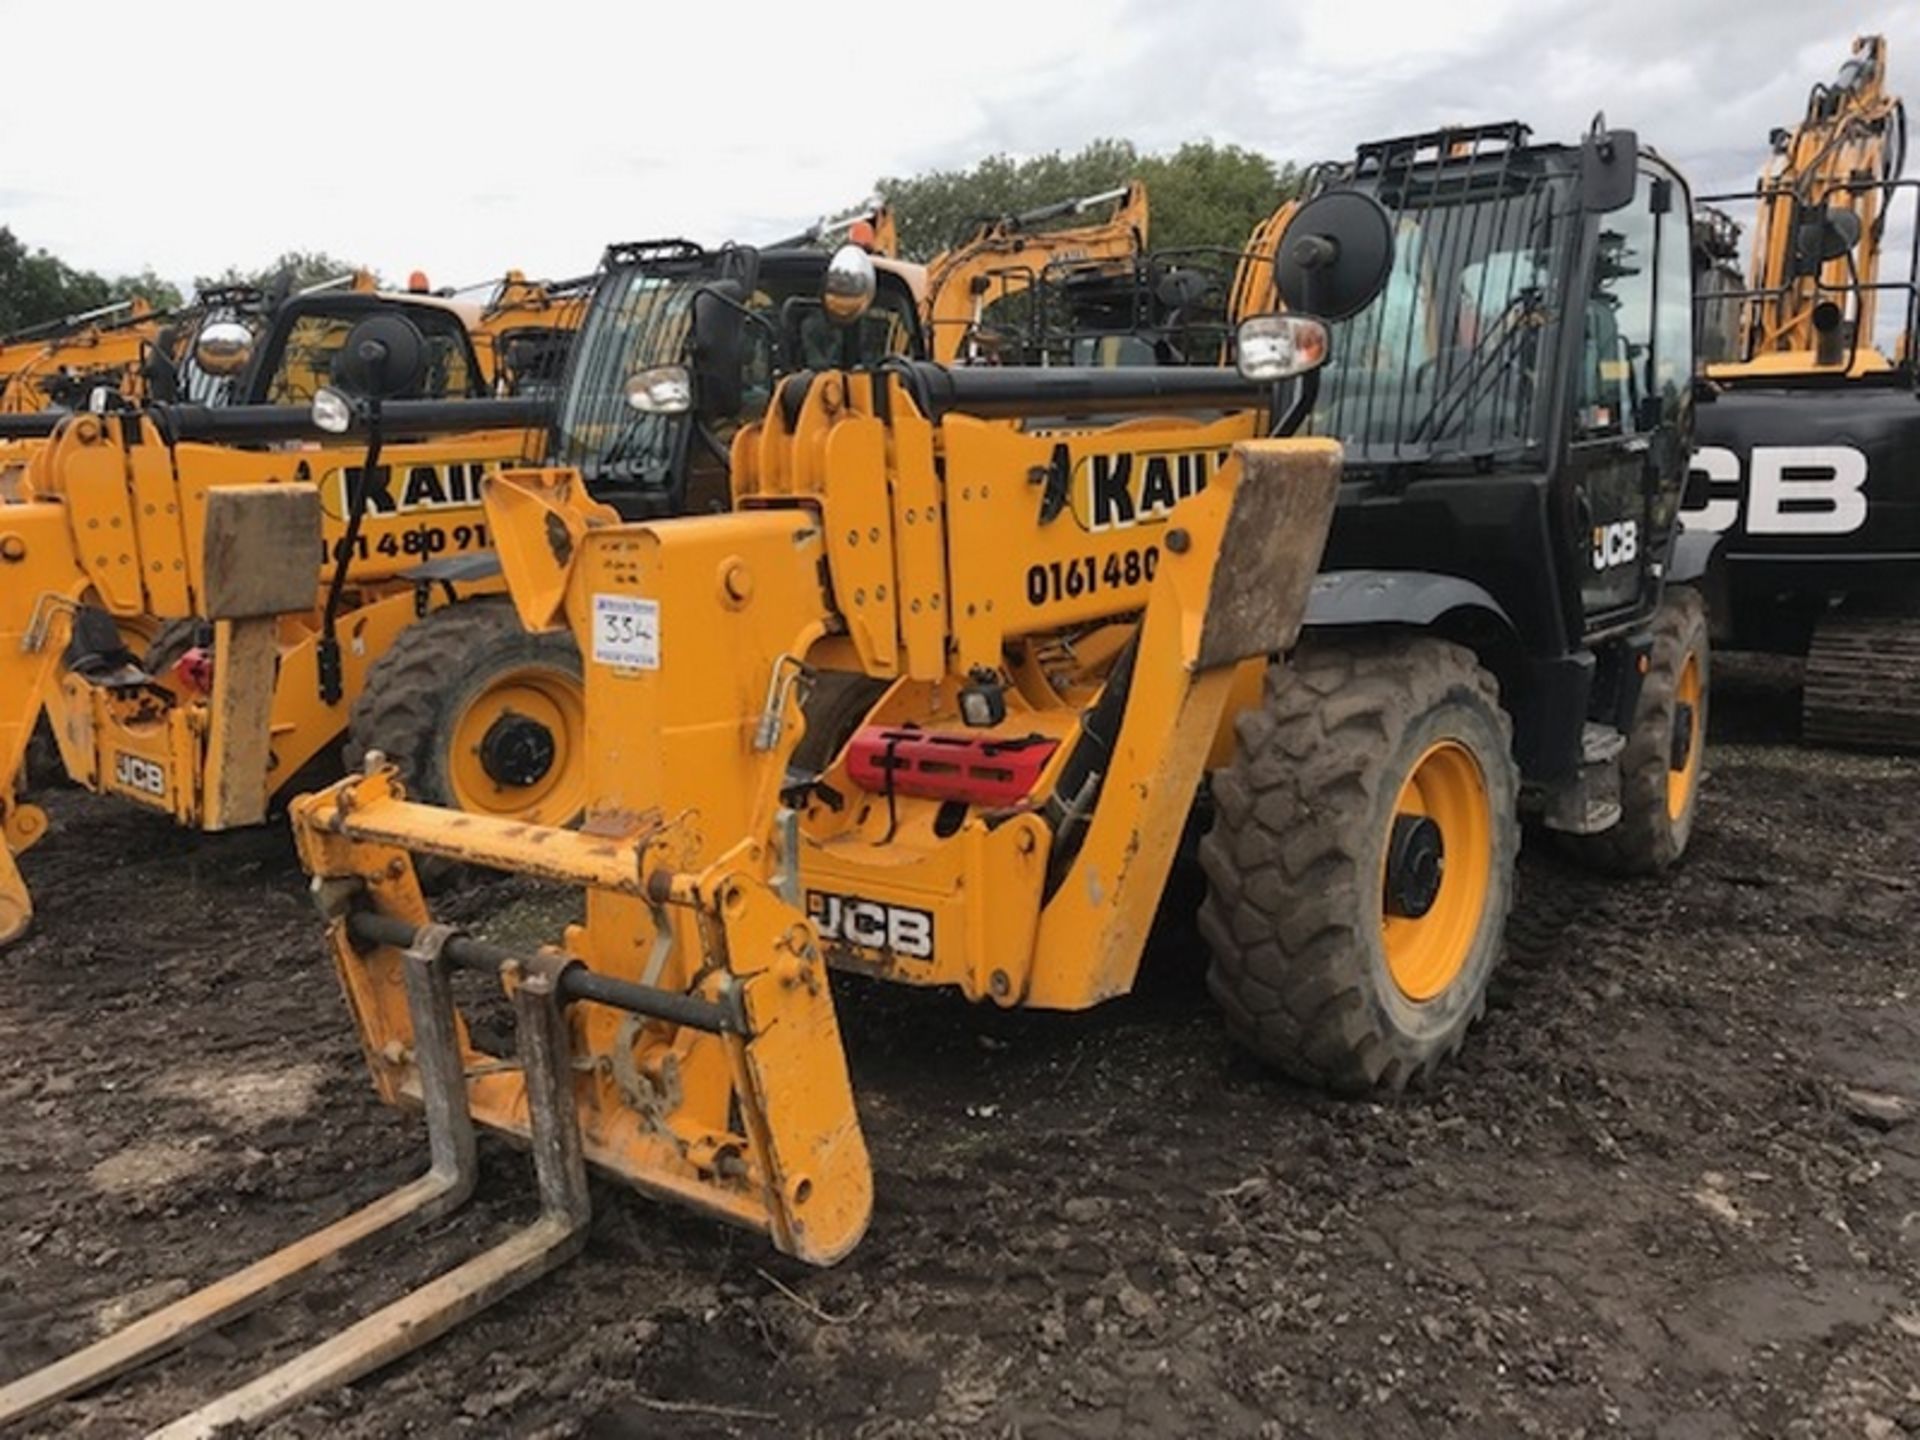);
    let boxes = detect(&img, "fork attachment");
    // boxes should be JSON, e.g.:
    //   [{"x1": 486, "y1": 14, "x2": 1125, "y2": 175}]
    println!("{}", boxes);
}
[
  {"x1": 149, "y1": 947, "x2": 591, "y2": 1439},
  {"x1": 0, "y1": 931, "x2": 480, "y2": 1428},
  {"x1": 292, "y1": 770, "x2": 873, "y2": 1267},
  {"x1": 0, "y1": 915, "x2": 624, "y2": 1435},
  {"x1": 282, "y1": 502, "x2": 875, "y2": 1270}
]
